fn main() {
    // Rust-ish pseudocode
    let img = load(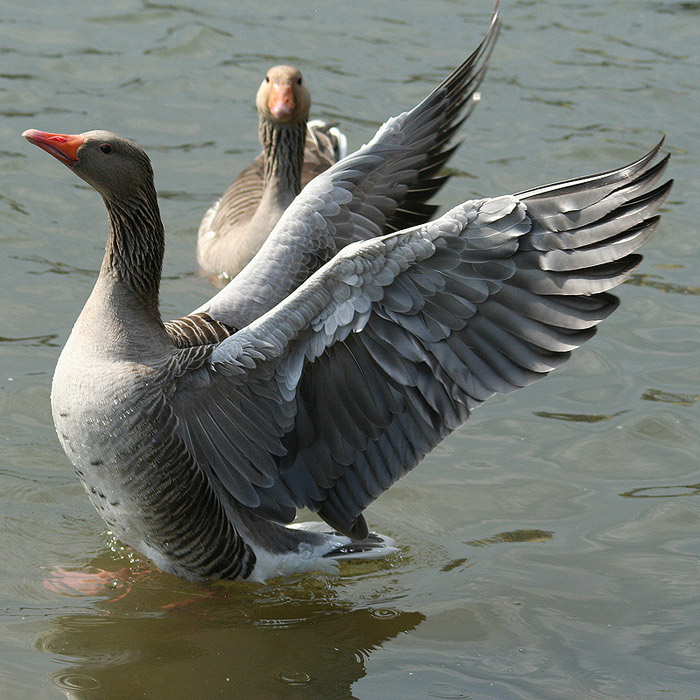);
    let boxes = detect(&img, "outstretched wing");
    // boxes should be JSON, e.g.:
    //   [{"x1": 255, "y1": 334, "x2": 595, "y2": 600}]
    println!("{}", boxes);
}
[
  {"x1": 173, "y1": 143, "x2": 671, "y2": 538},
  {"x1": 198, "y1": 3, "x2": 501, "y2": 330}
]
